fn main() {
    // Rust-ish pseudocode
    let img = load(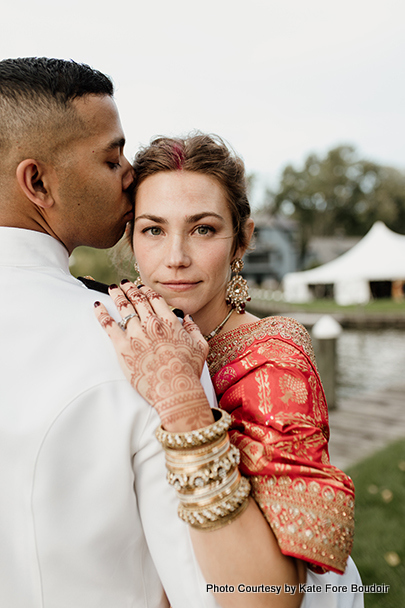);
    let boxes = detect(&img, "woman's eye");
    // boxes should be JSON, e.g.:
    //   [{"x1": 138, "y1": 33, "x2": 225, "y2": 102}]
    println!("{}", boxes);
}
[
  {"x1": 143, "y1": 226, "x2": 163, "y2": 236},
  {"x1": 195, "y1": 225, "x2": 214, "y2": 236}
]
